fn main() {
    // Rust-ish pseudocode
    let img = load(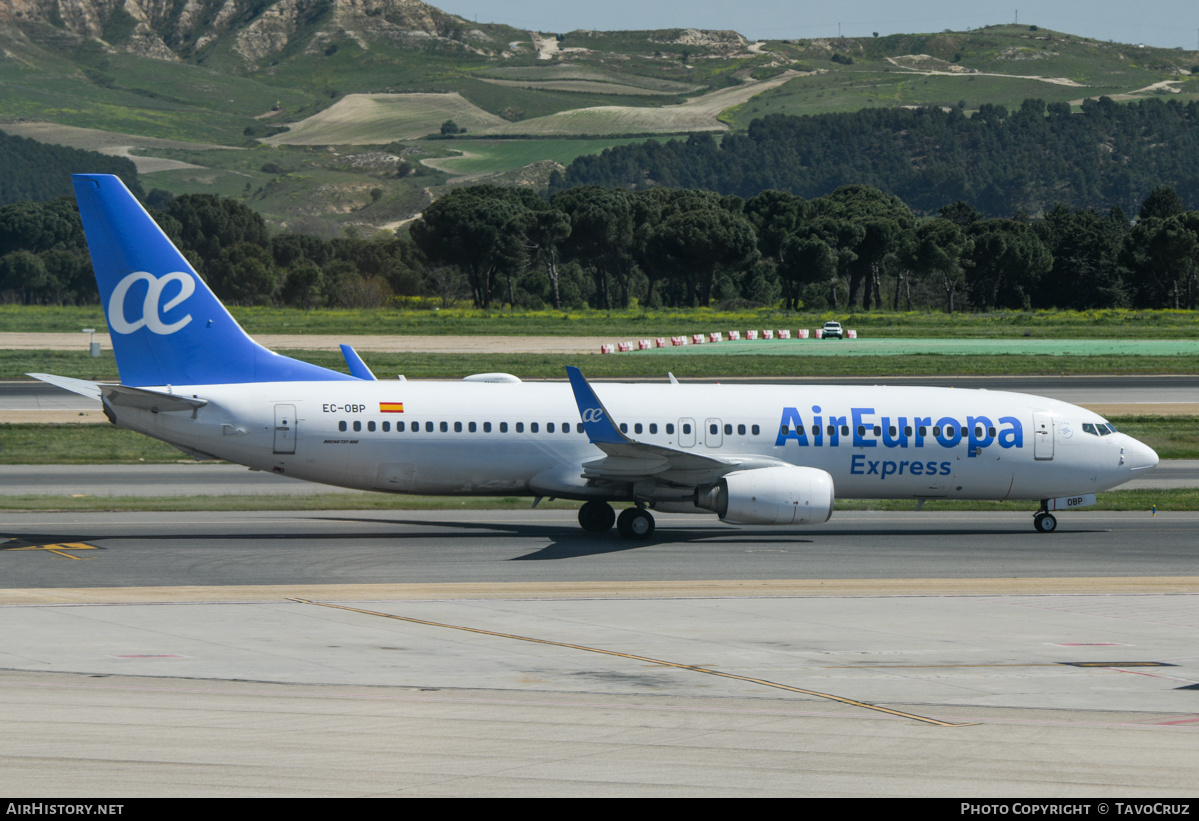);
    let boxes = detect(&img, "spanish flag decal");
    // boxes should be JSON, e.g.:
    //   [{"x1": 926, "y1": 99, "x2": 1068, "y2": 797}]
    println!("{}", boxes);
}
[{"x1": 379, "y1": 402, "x2": 404, "y2": 413}]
